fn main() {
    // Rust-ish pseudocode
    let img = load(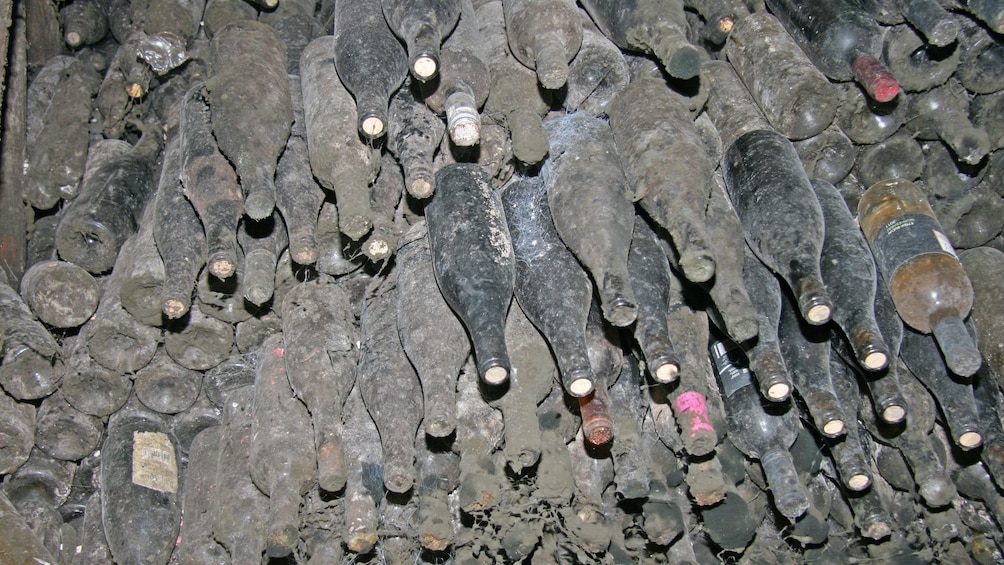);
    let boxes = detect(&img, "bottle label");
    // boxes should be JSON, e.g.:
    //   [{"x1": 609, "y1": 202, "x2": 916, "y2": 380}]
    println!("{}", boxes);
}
[
  {"x1": 870, "y1": 213, "x2": 958, "y2": 278},
  {"x1": 132, "y1": 431, "x2": 178, "y2": 494},
  {"x1": 710, "y1": 340, "x2": 753, "y2": 398}
]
